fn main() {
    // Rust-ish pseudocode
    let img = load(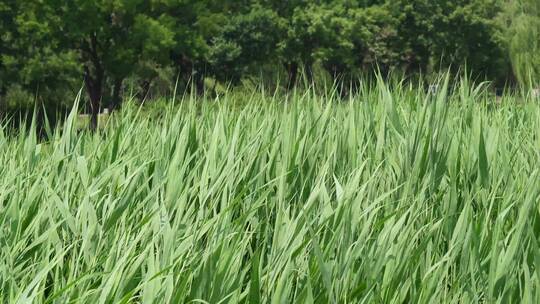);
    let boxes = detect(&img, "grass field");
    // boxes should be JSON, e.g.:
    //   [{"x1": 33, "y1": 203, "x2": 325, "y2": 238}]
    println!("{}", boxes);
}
[{"x1": 1, "y1": 79, "x2": 540, "y2": 303}]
